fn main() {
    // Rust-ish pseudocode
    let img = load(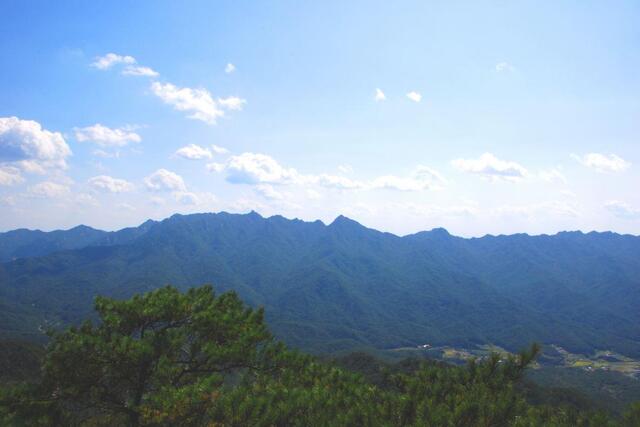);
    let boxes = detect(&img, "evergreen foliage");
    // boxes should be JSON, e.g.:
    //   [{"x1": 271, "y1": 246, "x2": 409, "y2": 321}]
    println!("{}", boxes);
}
[{"x1": 1, "y1": 285, "x2": 638, "y2": 426}]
